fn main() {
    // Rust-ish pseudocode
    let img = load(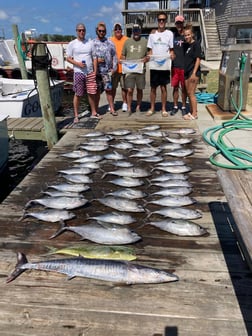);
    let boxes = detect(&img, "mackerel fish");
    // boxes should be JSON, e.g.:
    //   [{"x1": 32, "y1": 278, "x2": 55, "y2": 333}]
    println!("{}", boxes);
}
[
  {"x1": 6, "y1": 252, "x2": 179, "y2": 284},
  {"x1": 50, "y1": 221, "x2": 141, "y2": 245},
  {"x1": 147, "y1": 219, "x2": 207, "y2": 236}
]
